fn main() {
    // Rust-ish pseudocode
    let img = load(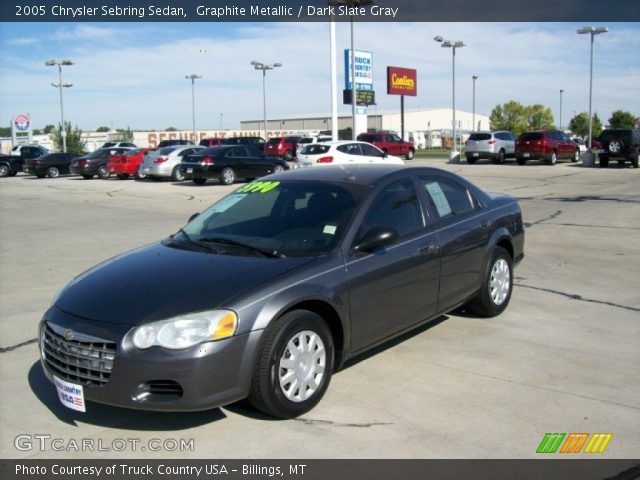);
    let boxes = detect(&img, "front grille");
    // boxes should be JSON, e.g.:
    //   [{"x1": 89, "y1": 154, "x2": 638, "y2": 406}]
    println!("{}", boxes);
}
[{"x1": 41, "y1": 325, "x2": 116, "y2": 387}]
